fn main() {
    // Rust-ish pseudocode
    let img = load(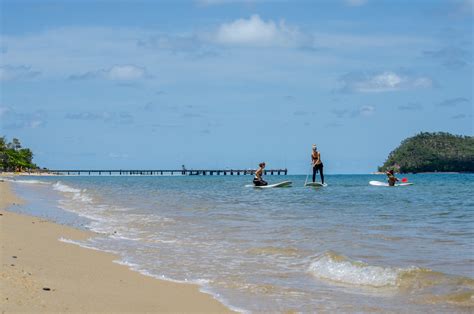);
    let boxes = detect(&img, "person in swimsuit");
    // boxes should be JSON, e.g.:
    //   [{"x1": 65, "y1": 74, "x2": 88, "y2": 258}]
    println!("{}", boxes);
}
[
  {"x1": 311, "y1": 144, "x2": 324, "y2": 184},
  {"x1": 386, "y1": 169, "x2": 399, "y2": 186},
  {"x1": 253, "y1": 162, "x2": 268, "y2": 186}
]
